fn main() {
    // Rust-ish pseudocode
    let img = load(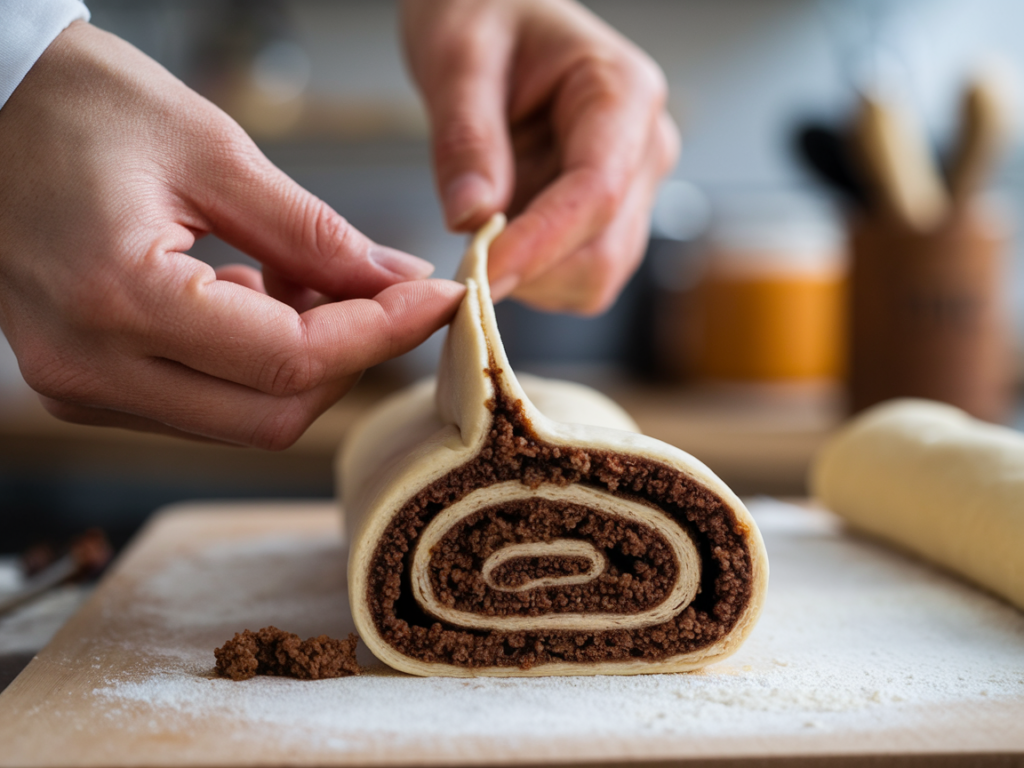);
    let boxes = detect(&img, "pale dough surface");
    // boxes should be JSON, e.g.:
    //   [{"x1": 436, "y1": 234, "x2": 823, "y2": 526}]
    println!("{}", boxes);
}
[
  {"x1": 338, "y1": 214, "x2": 769, "y2": 676},
  {"x1": 811, "y1": 398, "x2": 1024, "y2": 611}
]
